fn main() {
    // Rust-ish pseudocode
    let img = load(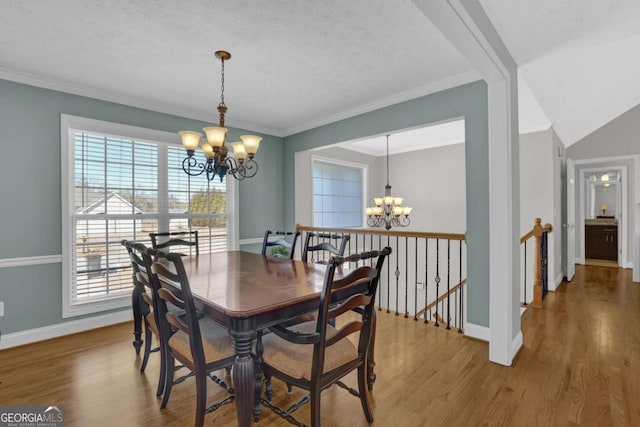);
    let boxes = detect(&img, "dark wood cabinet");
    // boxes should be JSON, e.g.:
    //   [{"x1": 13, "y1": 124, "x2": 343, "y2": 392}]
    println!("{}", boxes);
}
[{"x1": 585, "y1": 224, "x2": 618, "y2": 261}]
